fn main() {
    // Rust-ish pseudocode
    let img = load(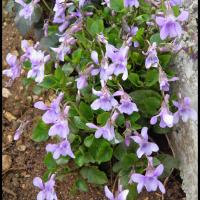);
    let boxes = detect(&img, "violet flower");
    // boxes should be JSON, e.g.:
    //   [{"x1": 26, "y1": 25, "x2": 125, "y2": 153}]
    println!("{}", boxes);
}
[
  {"x1": 150, "y1": 94, "x2": 174, "y2": 128},
  {"x1": 104, "y1": 185, "x2": 129, "y2": 200},
  {"x1": 106, "y1": 43, "x2": 130, "y2": 81},
  {"x1": 130, "y1": 157, "x2": 165, "y2": 193},
  {"x1": 91, "y1": 87, "x2": 118, "y2": 111},
  {"x1": 169, "y1": 0, "x2": 182, "y2": 7},
  {"x1": 113, "y1": 91, "x2": 138, "y2": 115},
  {"x1": 33, "y1": 174, "x2": 58, "y2": 200},
  {"x1": 124, "y1": 0, "x2": 139, "y2": 8},
  {"x1": 15, "y1": 0, "x2": 40, "y2": 20},
  {"x1": 130, "y1": 127, "x2": 159, "y2": 158},
  {"x1": 159, "y1": 69, "x2": 179, "y2": 91},
  {"x1": 156, "y1": 10, "x2": 189, "y2": 40},
  {"x1": 46, "y1": 139, "x2": 75, "y2": 159},
  {"x1": 102, "y1": 0, "x2": 110, "y2": 8},
  {"x1": 143, "y1": 42, "x2": 159, "y2": 69},
  {"x1": 173, "y1": 97, "x2": 197, "y2": 124},
  {"x1": 34, "y1": 92, "x2": 64, "y2": 124},
  {"x1": 86, "y1": 112, "x2": 119, "y2": 141},
  {"x1": 3, "y1": 53, "x2": 21, "y2": 80},
  {"x1": 27, "y1": 49, "x2": 50, "y2": 83}
]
